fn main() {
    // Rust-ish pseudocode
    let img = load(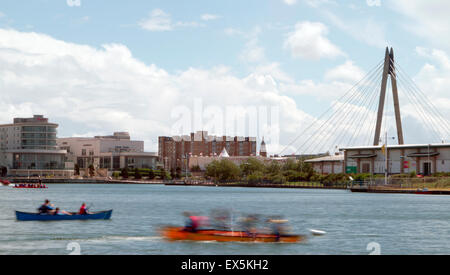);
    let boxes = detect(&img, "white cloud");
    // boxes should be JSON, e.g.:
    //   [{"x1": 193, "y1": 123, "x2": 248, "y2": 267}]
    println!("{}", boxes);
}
[
  {"x1": 139, "y1": 9, "x2": 203, "y2": 32},
  {"x1": 224, "y1": 28, "x2": 243, "y2": 36},
  {"x1": 201, "y1": 14, "x2": 221, "y2": 21},
  {"x1": 0, "y1": 12, "x2": 5, "y2": 18},
  {"x1": 236, "y1": 27, "x2": 266, "y2": 64},
  {"x1": 322, "y1": 10, "x2": 387, "y2": 48},
  {"x1": 66, "y1": 0, "x2": 81, "y2": 7},
  {"x1": 283, "y1": 0, "x2": 297, "y2": 5},
  {"x1": 366, "y1": 0, "x2": 381, "y2": 7},
  {"x1": 139, "y1": 9, "x2": 173, "y2": 31},
  {"x1": 283, "y1": 21, "x2": 345, "y2": 60},
  {"x1": 304, "y1": 0, "x2": 337, "y2": 8},
  {"x1": 414, "y1": 47, "x2": 450, "y2": 98},
  {"x1": 389, "y1": 0, "x2": 450, "y2": 49},
  {"x1": 0, "y1": 28, "x2": 317, "y2": 153},
  {"x1": 325, "y1": 60, "x2": 365, "y2": 83}
]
